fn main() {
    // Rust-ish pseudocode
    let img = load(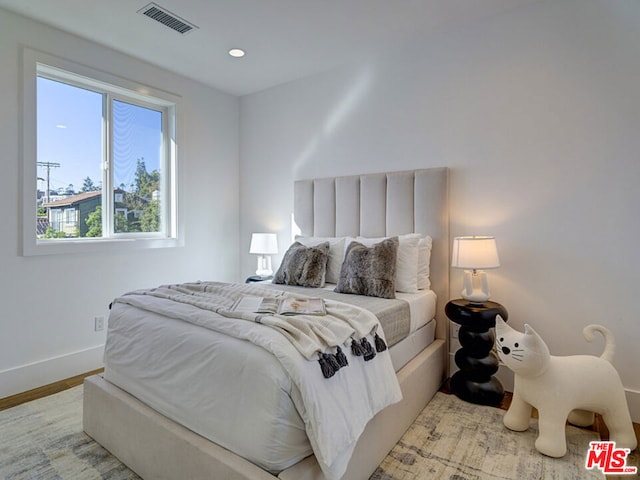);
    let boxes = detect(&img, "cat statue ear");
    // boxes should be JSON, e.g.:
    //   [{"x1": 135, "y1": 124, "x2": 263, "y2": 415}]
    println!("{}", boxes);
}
[
  {"x1": 520, "y1": 324, "x2": 551, "y2": 376},
  {"x1": 495, "y1": 314, "x2": 508, "y2": 333}
]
